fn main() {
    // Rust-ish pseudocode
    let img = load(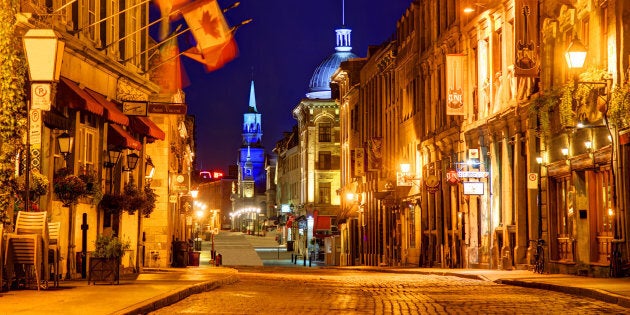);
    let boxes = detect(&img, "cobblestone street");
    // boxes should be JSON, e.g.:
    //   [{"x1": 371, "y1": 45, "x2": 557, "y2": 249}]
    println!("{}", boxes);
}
[{"x1": 150, "y1": 267, "x2": 628, "y2": 314}]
